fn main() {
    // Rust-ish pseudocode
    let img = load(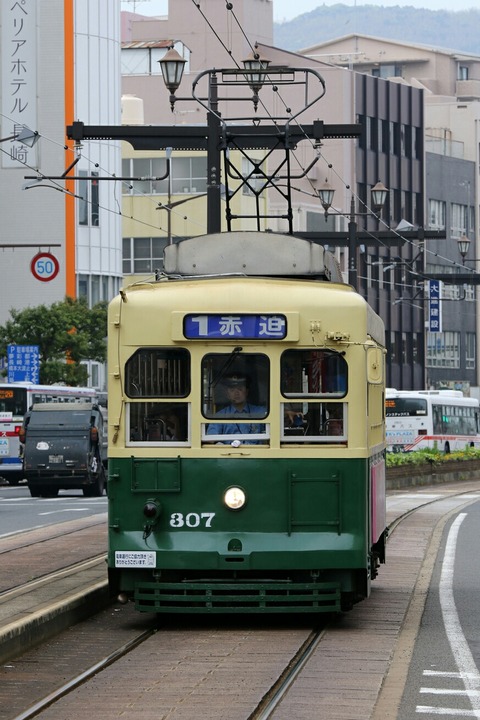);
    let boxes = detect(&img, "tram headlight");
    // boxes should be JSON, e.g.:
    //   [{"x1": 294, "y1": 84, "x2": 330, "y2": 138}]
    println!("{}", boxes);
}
[{"x1": 224, "y1": 486, "x2": 246, "y2": 511}]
